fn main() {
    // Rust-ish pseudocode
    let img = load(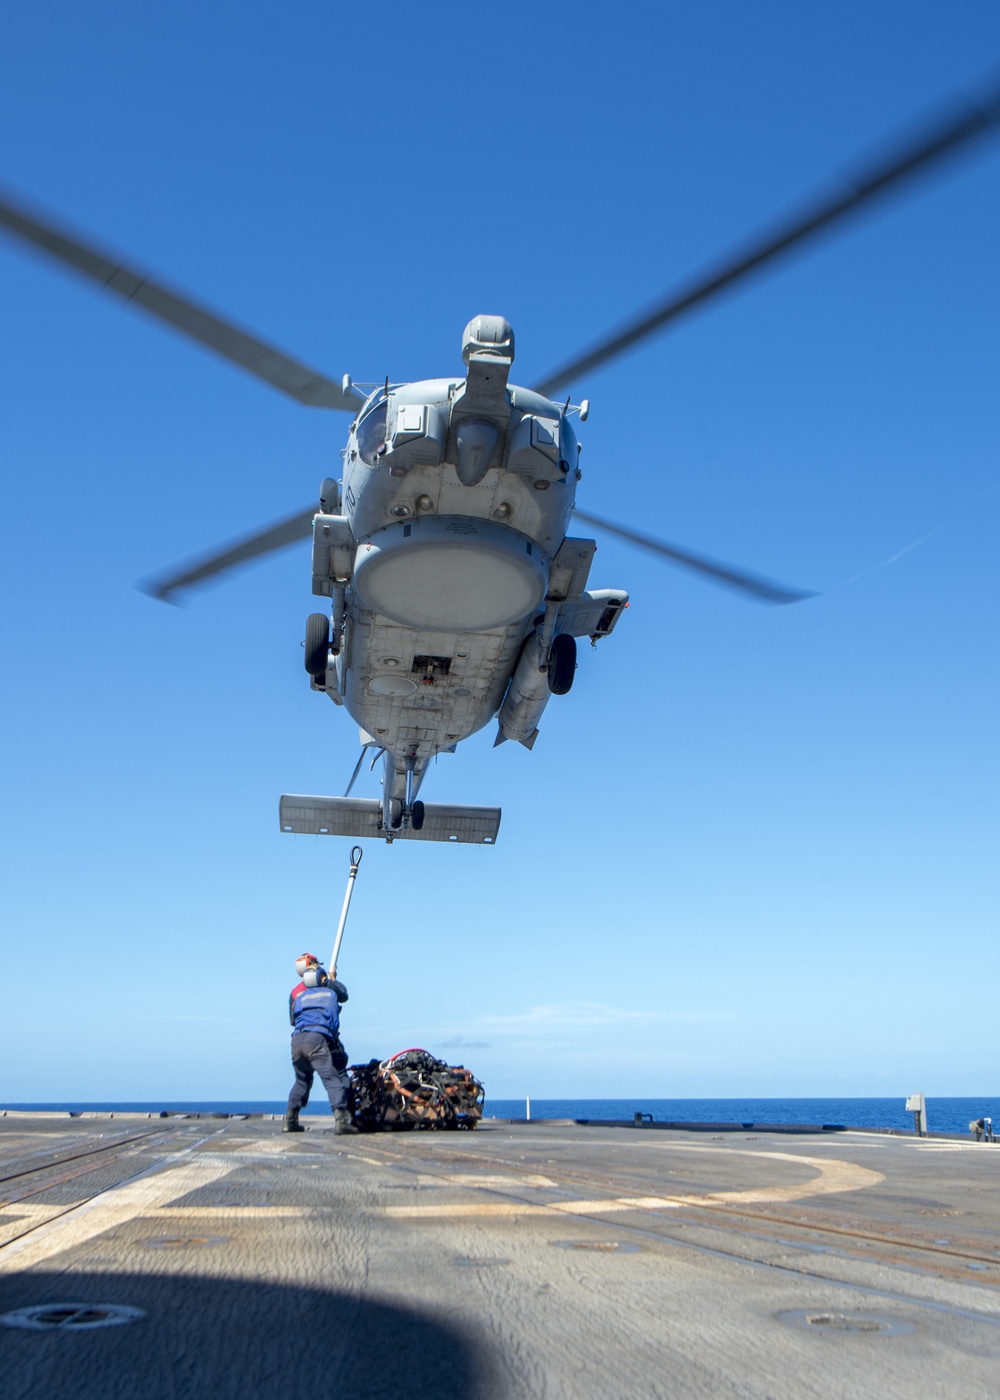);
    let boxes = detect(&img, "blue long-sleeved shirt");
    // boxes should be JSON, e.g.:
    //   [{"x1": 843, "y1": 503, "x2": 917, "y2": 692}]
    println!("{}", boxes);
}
[{"x1": 289, "y1": 977, "x2": 348, "y2": 1041}]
